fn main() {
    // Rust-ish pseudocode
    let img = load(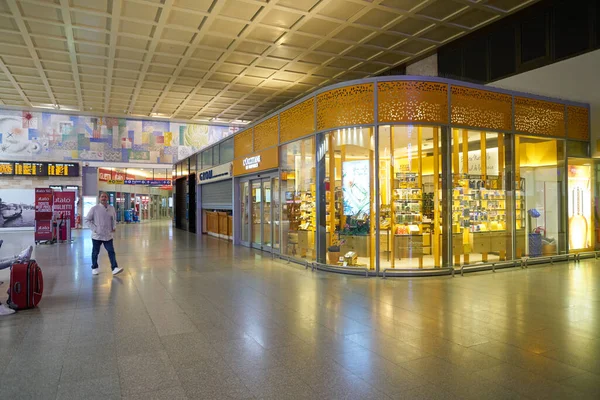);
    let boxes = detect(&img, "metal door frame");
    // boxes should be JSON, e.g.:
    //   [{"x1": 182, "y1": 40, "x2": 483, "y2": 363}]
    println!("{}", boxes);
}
[{"x1": 239, "y1": 171, "x2": 280, "y2": 253}]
